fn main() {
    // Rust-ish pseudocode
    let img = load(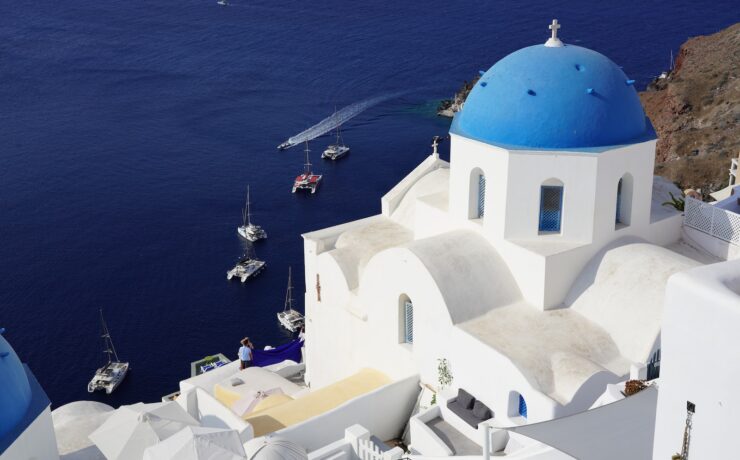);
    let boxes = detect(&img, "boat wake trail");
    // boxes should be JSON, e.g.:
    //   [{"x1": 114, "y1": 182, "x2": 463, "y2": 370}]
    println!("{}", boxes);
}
[{"x1": 278, "y1": 92, "x2": 404, "y2": 150}]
